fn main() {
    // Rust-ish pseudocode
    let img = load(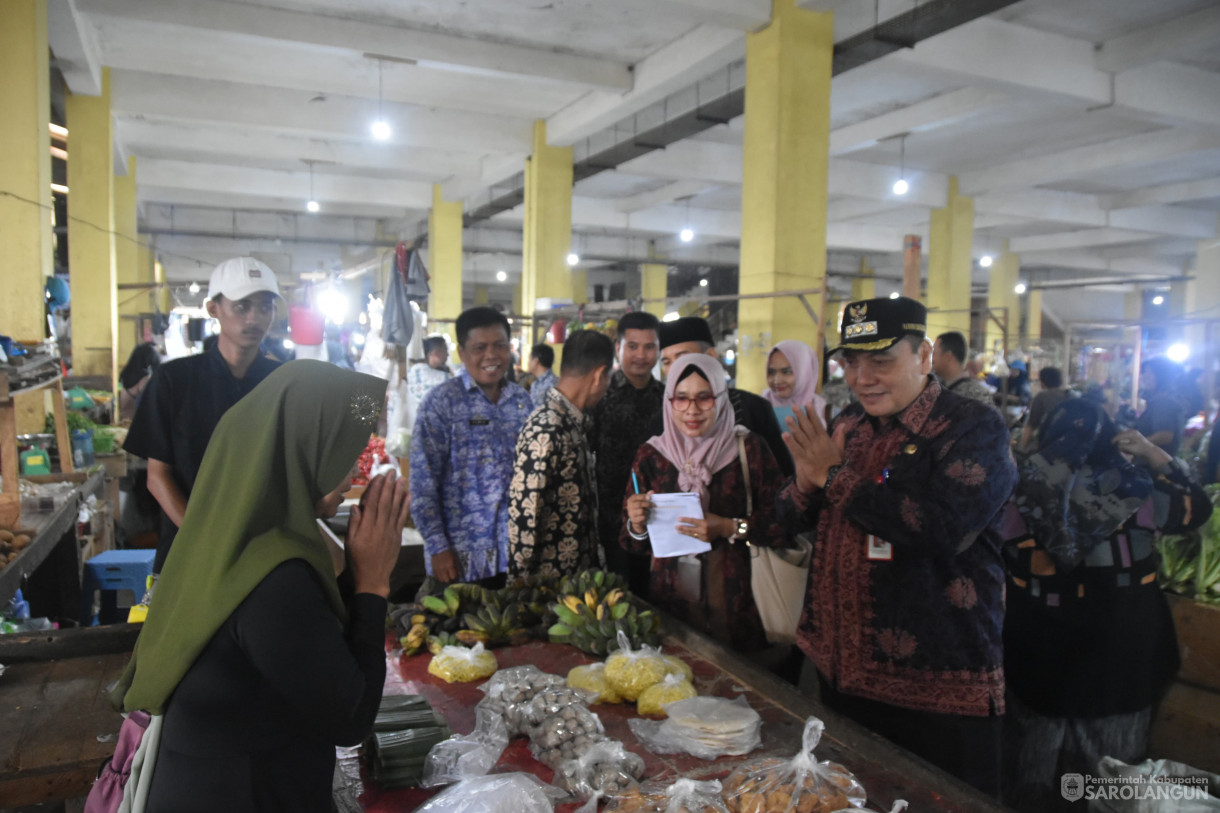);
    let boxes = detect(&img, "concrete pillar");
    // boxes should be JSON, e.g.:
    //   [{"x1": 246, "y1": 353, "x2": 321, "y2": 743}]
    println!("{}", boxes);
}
[
  {"x1": 428, "y1": 184, "x2": 463, "y2": 346},
  {"x1": 1170, "y1": 278, "x2": 1189, "y2": 319},
  {"x1": 902, "y1": 235, "x2": 921, "y2": 300},
  {"x1": 473, "y1": 285, "x2": 489, "y2": 306},
  {"x1": 114, "y1": 156, "x2": 140, "y2": 369},
  {"x1": 1025, "y1": 290, "x2": 1043, "y2": 345},
  {"x1": 852, "y1": 257, "x2": 875, "y2": 302},
  {"x1": 985, "y1": 245, "x2": 1019, "y2": 358},
  {"x1": 0, "y1": 0, "x2": 54, "y2": 342},
  {"x1": 822, "y1": 299, "x2": 842, "y2": 352},
  {"x1": 1124, "y1": 291, "x2": 1143, "y2": 321},
  {"x1": 640, "y1": 263, "x2": 667, "y2": 319},
  {"x1": 1188, "y1": 236, "x2": 1220, "y2": 370},
  {"x1": 927, "y1": 176, "x2": 974, "y2": 337},
  {"x1": 736, "y1": 0, "x2": 833, "y2": 394},
  {"x1": 521, "y1": 120, "x2": 573, "y2": 319},
  {"x1": 67, "y1": 67, "x2": 118, "y2": 384},
  {"x1": 571, "y1": 268, "x2": 588, "y2": 305}
]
